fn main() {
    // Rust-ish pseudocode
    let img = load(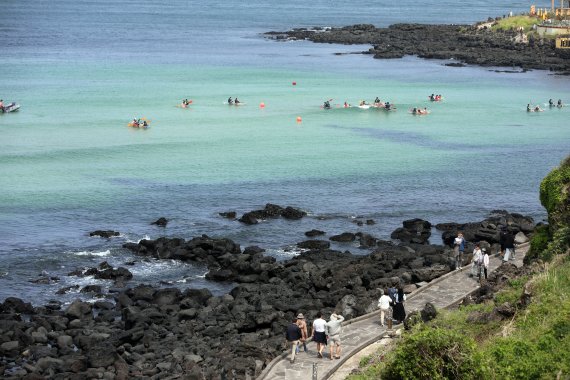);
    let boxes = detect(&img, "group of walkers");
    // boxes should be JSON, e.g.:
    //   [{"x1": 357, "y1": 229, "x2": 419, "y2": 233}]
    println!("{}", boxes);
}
[
  {"x1": 285, "y1": 312, "x2": 345, "y2": 363},
  {"x1": 285, "y1": 288, "x2": 408, "y2": 364},
  {"x1": 377, "y1": 287, "x2": 406, "y2": 327},
  {"x1": 454, "y1": 228, "x2": 517, "y2": 280},
  {"x1": 285, "y1": 230, "x2": 519, "y2": 366}
]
